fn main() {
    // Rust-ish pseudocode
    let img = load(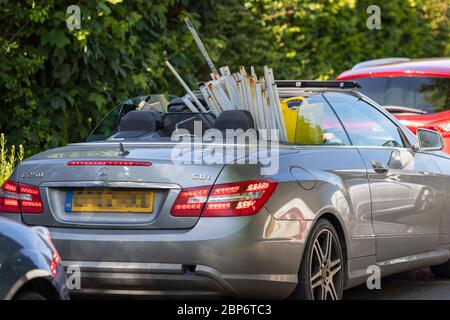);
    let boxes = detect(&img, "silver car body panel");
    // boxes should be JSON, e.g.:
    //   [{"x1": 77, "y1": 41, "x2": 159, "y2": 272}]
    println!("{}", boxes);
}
[{"x1": 2, "y1": 90, "x2": 450, "y2": 298}]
